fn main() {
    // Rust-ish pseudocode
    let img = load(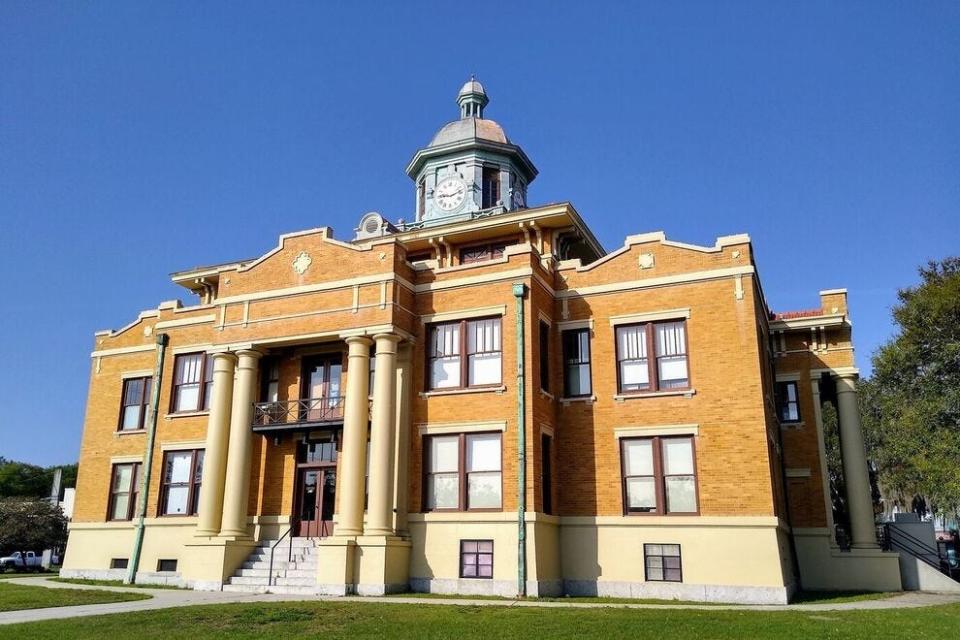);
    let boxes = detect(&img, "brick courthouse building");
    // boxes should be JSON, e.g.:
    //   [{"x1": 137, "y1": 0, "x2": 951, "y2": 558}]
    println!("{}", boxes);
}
[{"x1": 64, "y1": 80, "x2": 901, "y2": 603}]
